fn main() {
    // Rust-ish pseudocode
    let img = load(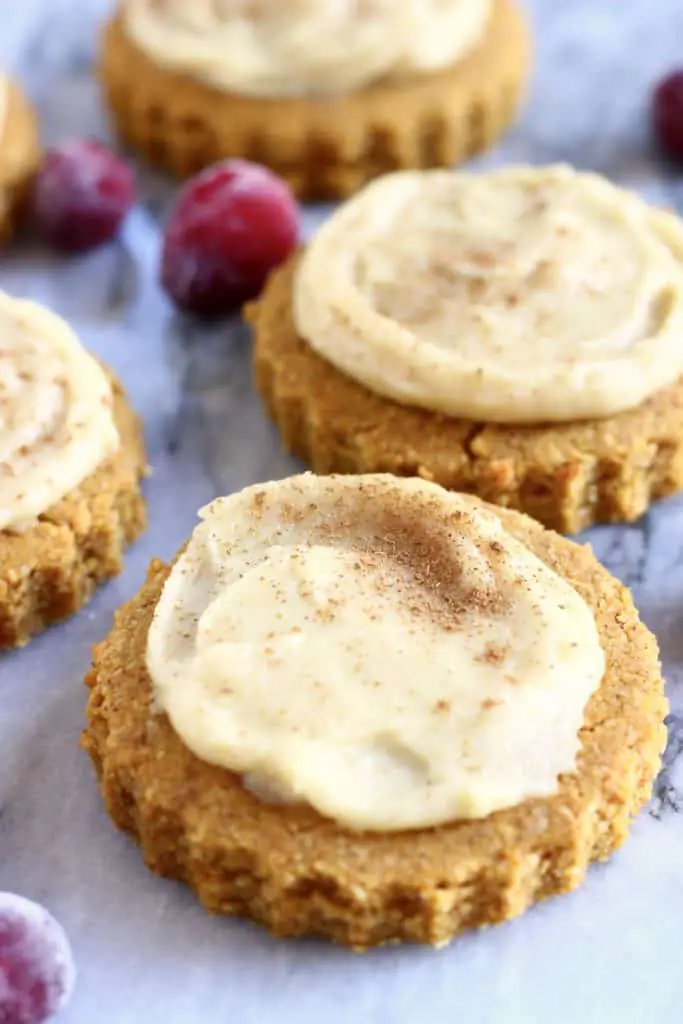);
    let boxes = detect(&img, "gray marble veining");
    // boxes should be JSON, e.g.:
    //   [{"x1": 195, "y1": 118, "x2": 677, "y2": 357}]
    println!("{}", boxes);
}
[{"x1": 2, "y1": 2, "x2": 683, "y2": 1022}]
